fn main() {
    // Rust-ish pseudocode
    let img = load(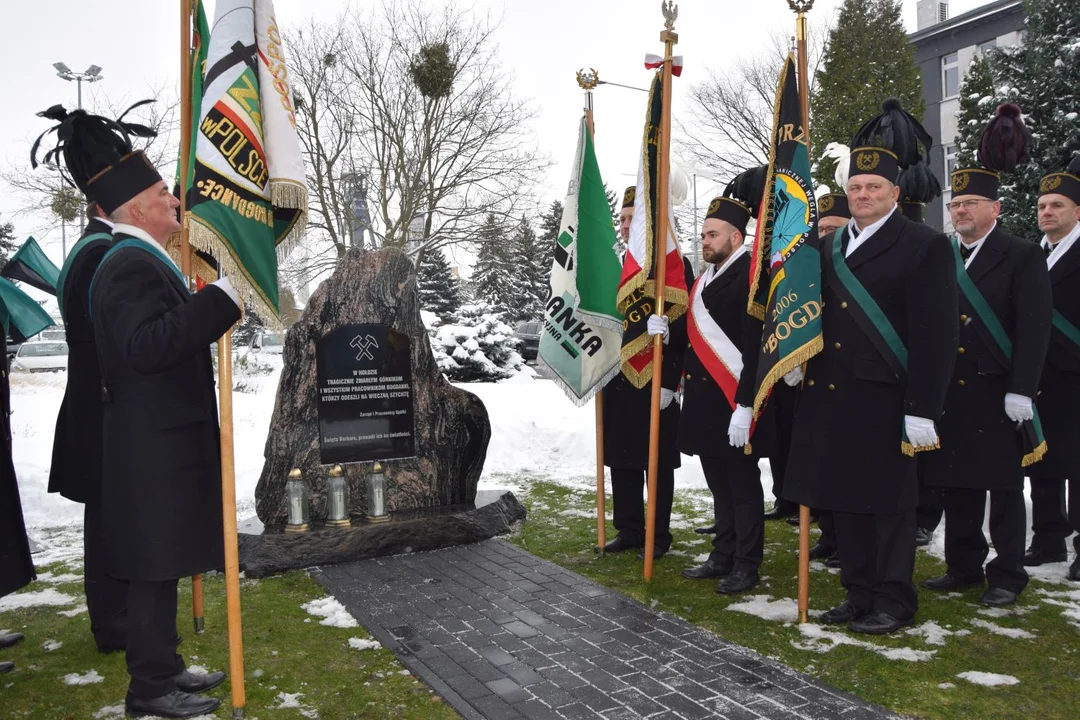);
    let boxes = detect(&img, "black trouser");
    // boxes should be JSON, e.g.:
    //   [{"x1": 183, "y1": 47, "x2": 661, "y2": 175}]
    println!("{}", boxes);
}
[
  {"x1": 834, "y1": 509, "x2": 917, "y2": 620},
  {"x1": 126, "y1": 578, "x2": 184, "y2": 699},
  {"x1": 701, "y1": 455, "x2": 764, "y2": 573},
  {"x1": 84, "y1": 502, "x2": 128, "y2": 650},
  {"x1": 916, "y1": 464, "x2": 943, "y2": 532},
  {"x1": 941, "y1": 488, "x2": 1027, "y2": 593},
  {"x1": 1029, "y1": 477, "x2": 1079, "y2": 554},
  {"x1": 611, "y1": 468, "x2": 674, "y2": 551},
  {"x1": 818, "y1": 511, "x2": 836, "y2": 552},
  {"x1": 768, "y1": 385, "x2": 798, "y2": 515}
]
